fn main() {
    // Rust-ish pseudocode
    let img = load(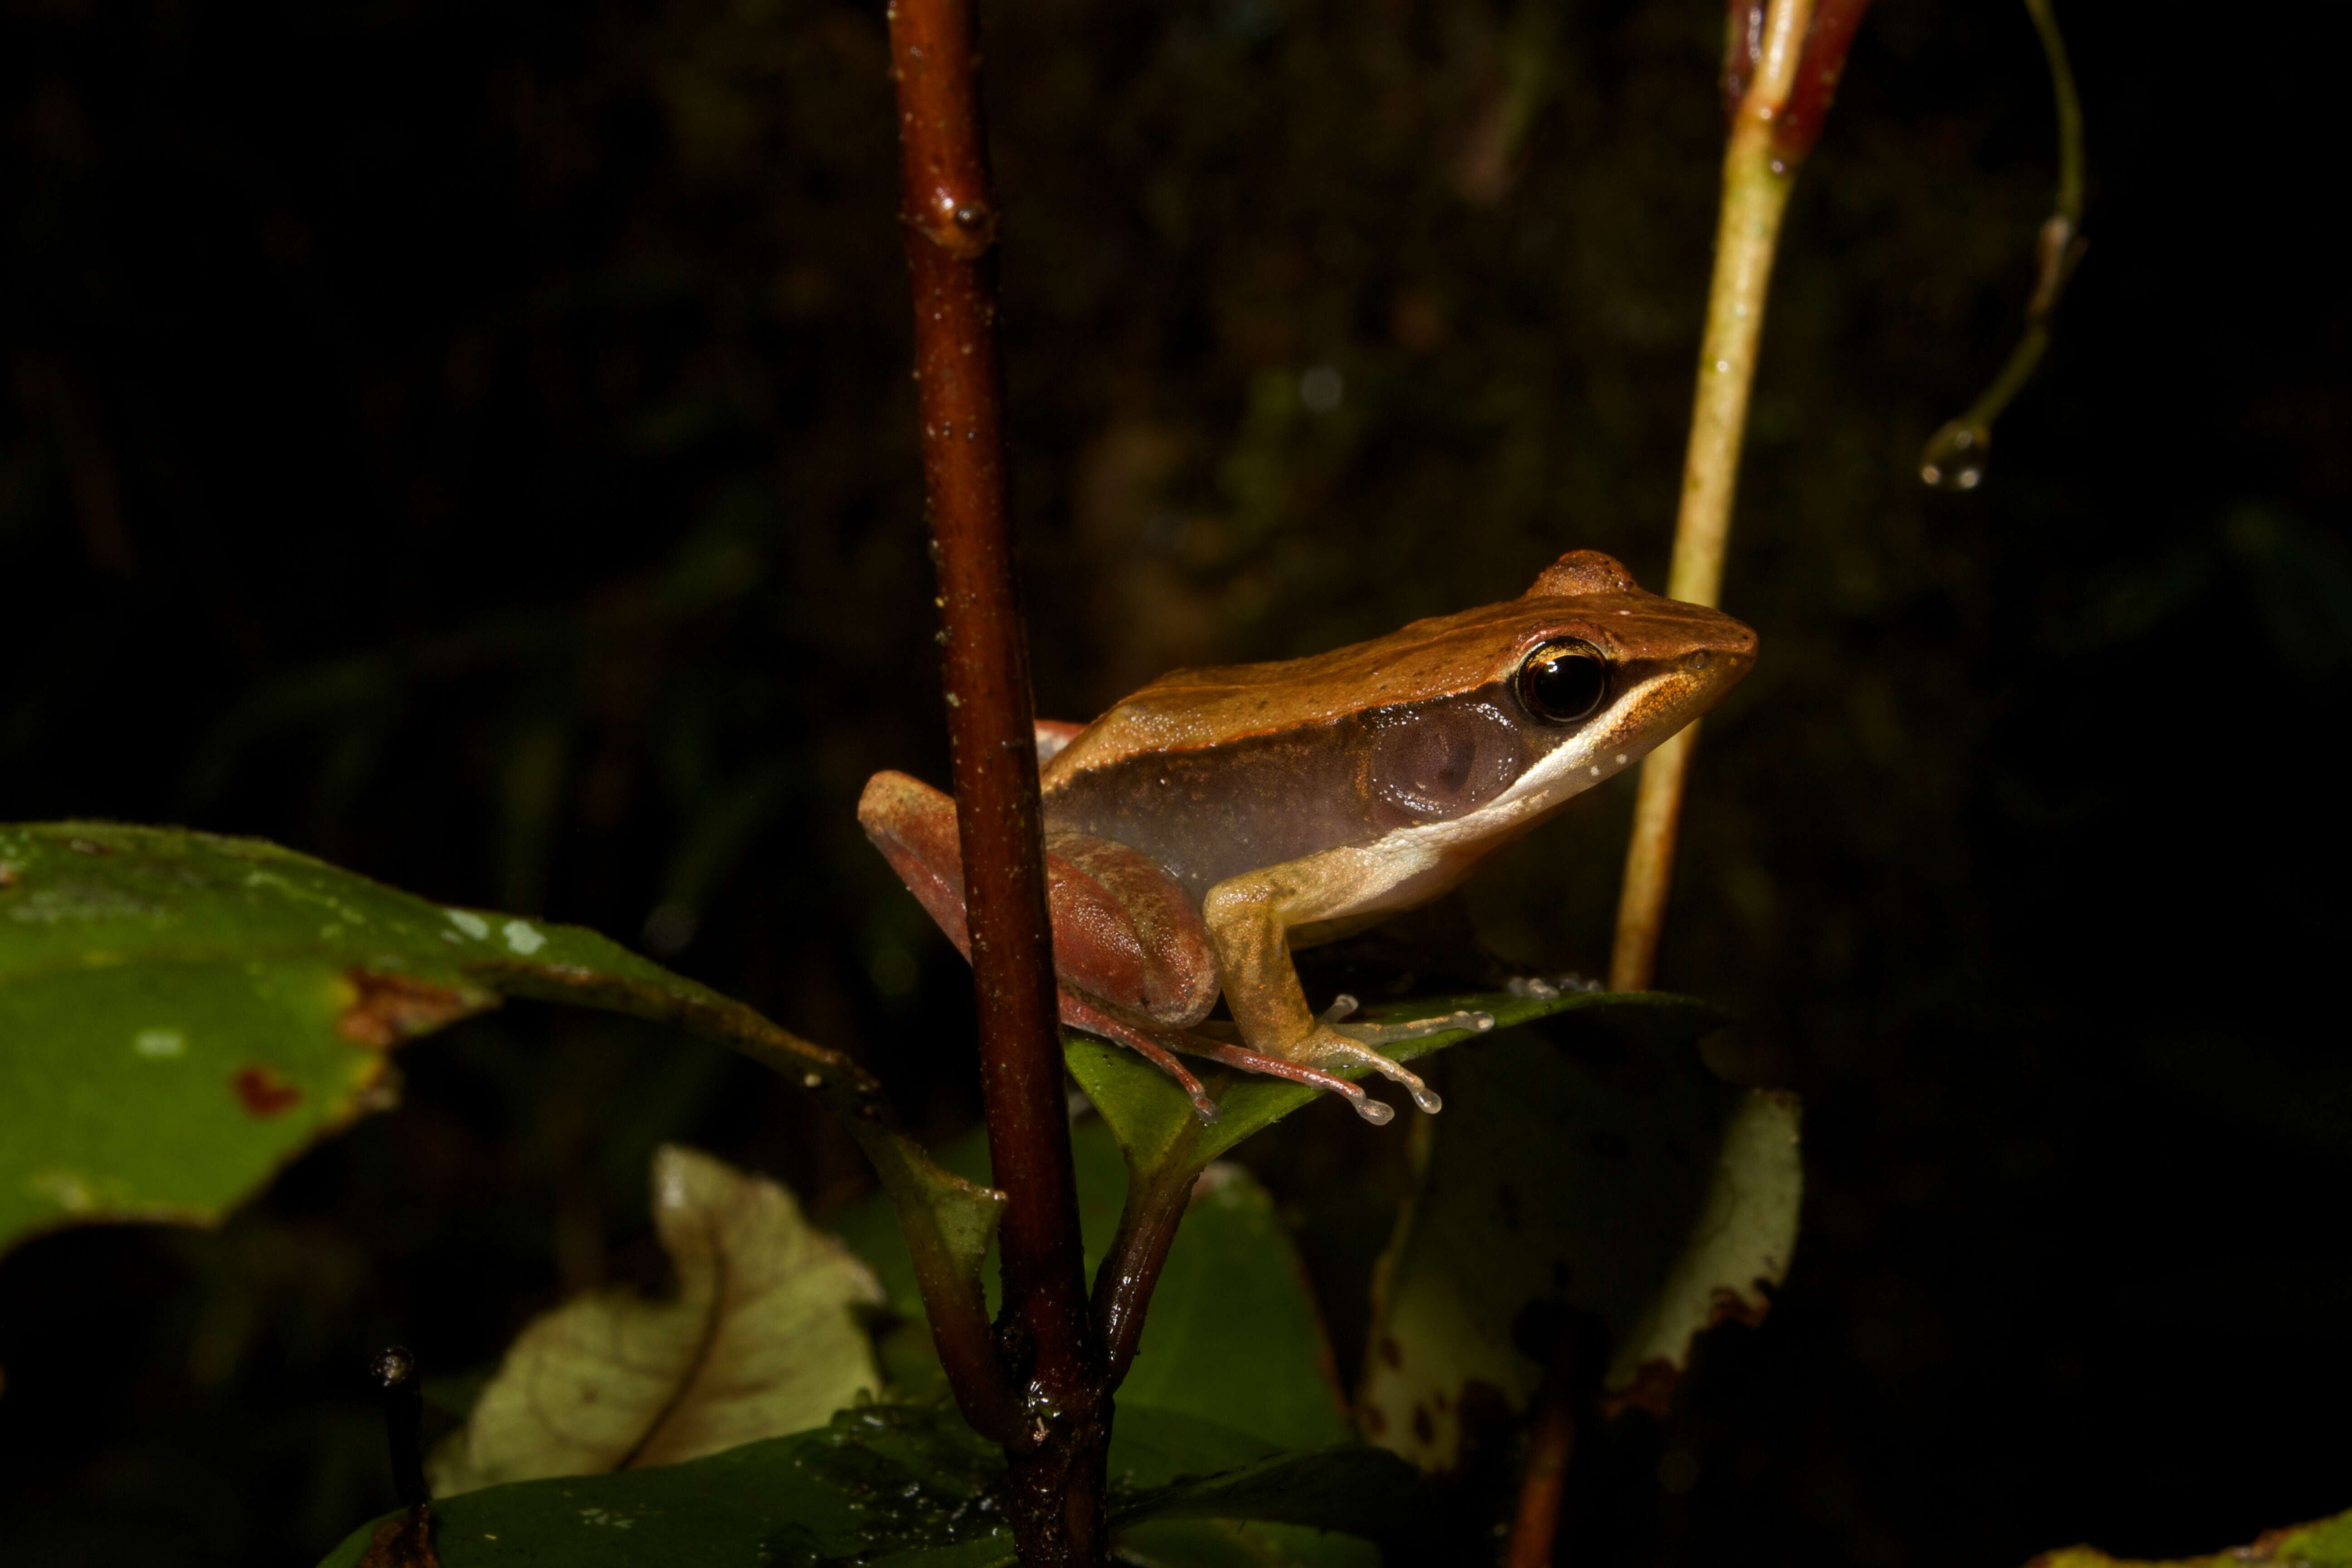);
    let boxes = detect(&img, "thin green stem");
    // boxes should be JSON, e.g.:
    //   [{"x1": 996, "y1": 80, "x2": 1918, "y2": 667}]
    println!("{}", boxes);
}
[
  {"x1": 2029, "y1": 0, "x2": 2083, "y2": 226},
  {"x1": 1609, "y1": 9, "x2": 1803, "y2": 993},
  {"x1": 1920, "y1": 0, "x2": 2086, "y2": 489}
]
